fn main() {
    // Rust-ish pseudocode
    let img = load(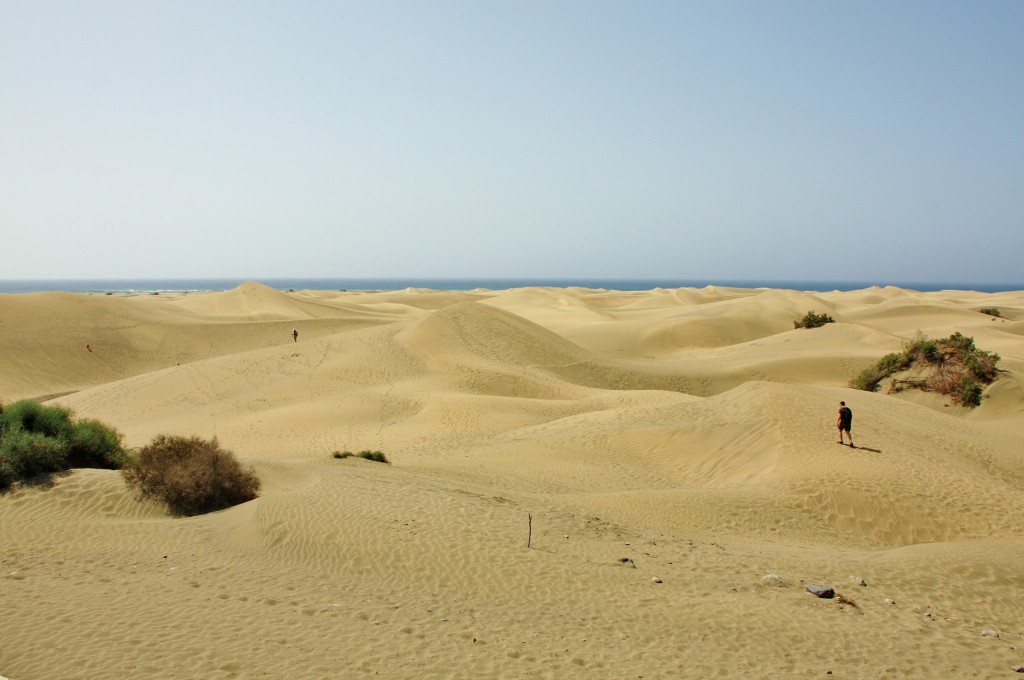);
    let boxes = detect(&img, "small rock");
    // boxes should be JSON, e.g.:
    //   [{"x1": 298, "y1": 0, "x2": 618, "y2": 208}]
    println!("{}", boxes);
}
[
  {"x1": 651, "y1": 577, "x2": 663, "y2": 584},
  {"x1": 762, "y1": 573, "x2": 784, "y2": 585},
  {"x1": 617, "y1": 557, "x2": 632, "y2": 563},
  {"x1": 806, "y1": 585, "x2": 835, "y2": 598},
  {"x1": 922, "y1": 611, "x2": 933, "y2": 619},
  {"x1": 982, "y1": 629, "x2": 1000, "y2": 638},
  {"x1": 849, "y1": 576, "x2": 867, "y2": 587},
  {"x1": 884, "y1": 598, "x2": 896, "y2": 606},
  {"x1": 1010, "y1": 664, "x2": 1023, "y2": 672}
]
